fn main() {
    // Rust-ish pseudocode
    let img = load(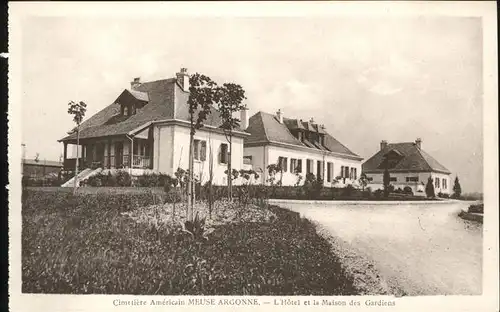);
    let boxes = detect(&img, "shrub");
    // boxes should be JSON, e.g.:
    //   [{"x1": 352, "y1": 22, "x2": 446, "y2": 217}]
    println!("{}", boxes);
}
[
  {"x1": 403, "y1": 186, "x2": 413, "y2": 195},
  {"x1": 342, "y1": 184, "x2": 355, "y2": 197},
  {"x1": 116, "y1": 171, "x2": 131, "y2": 187},
  {"x1": 374, "y1": 189, "x2": 384, "y2": 198},
  {"x1": 361, "y1": 187, "x2": 372, "y2": 199},
  {"x1": 425, "y1": 177, "x2": 435, "y2": 198},
  {"x1": 468, "y1": 203, "x2": 484, "y2": 214},
  {"x1": 437, "y1": 192, "x2": 449, "y2": 198}
]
